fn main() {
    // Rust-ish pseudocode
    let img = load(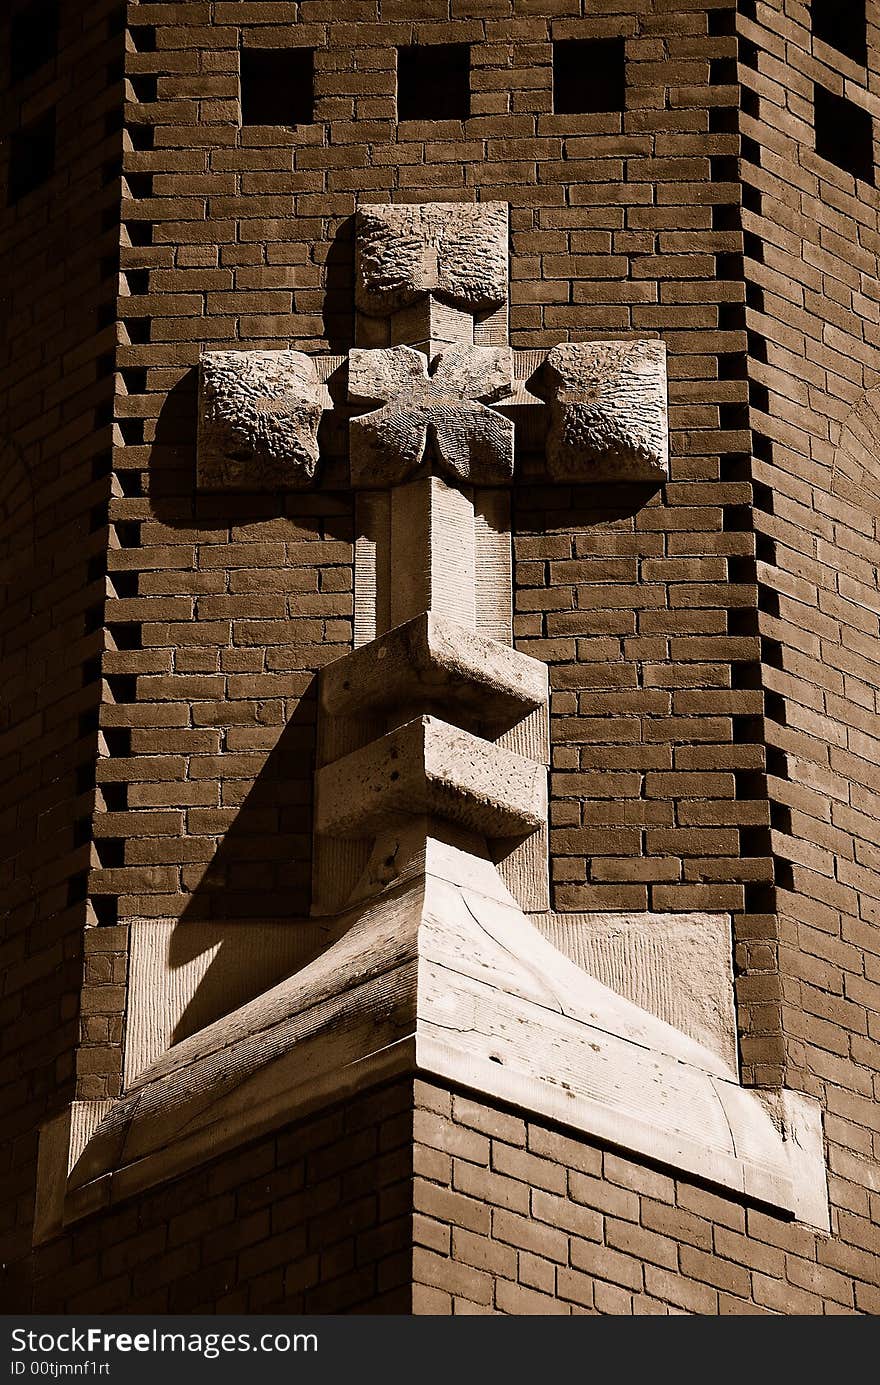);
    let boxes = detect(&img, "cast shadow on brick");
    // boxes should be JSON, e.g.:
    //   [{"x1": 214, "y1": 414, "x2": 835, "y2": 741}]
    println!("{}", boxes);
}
[
  {"x1": 149, "y1": 366, "x2": 353, "y2": 525},
  {"x1": 513, "y1": 479, "x2": 660, "y2": 535},
  {"x1": 166, "y1": 689, "x2": 321, "y2": 1043},
  {"x1": 0, "y1": 437, "x2": 39, "y2": 631},
  {"x1": 0, "y1": 444, "x2": 91, "y2": 1309},
  {"x1": 321, "y1": 214, "x2": 355, "y2": 355}
]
